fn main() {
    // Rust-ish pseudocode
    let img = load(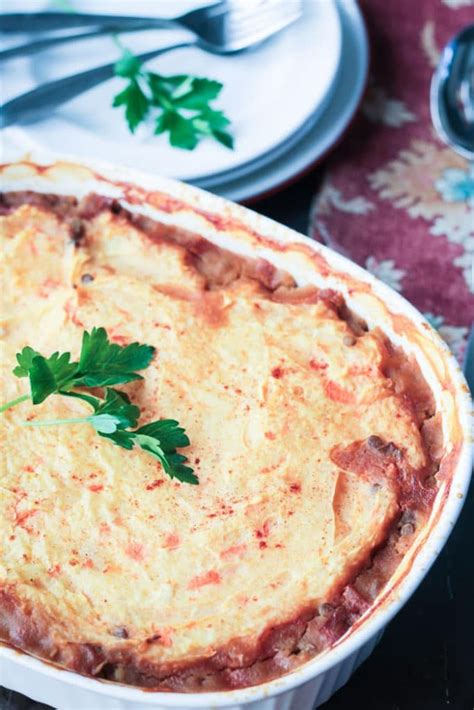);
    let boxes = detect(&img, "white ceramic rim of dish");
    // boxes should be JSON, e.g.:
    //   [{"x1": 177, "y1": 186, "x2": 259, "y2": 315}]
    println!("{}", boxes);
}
[{"x1": 0, "y1": 152, "x2": 472, "y2": 709}]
